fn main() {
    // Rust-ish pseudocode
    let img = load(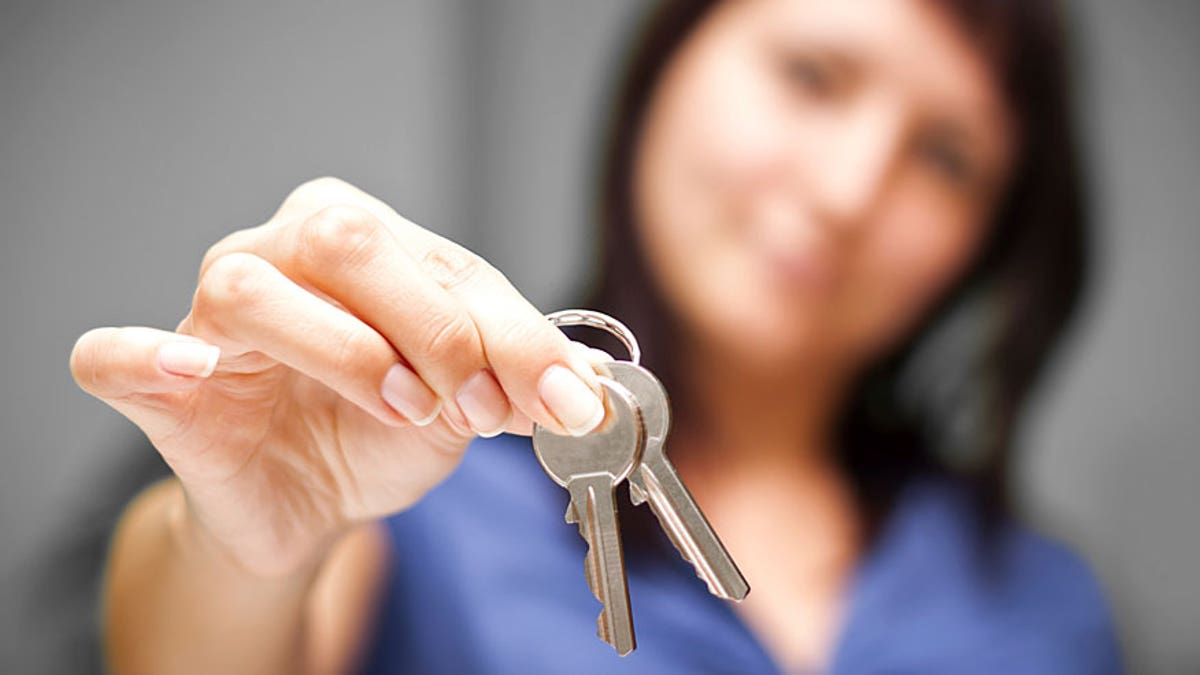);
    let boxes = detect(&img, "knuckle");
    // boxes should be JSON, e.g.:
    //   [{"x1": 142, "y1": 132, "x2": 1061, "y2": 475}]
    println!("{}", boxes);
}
[
  {"x1": 199, "y1": 242, "x2": 227, "y2": 280},
  {"x1": 330, "y1": 328, "x2": 381, "y2": 374},
  {"x1": 198, "y1": 228, "x2": 254, "y2": 280},
  {"x1": 415, "y1": 311, "x2": 478, "y2": 364},
  {"x1": 284, "y1": 176, "x2": 356, "y2": 211},
  {"x1": 299, "y1": 204, "x2": 386, "y2": 270},
  {"x1": 420, "y1": 245, "x2": 489, "y2": 290},
  {"x1": 491, "y1": 317, "x2": 558, "y2": 363},
  {"x1": 196, "y1": 252, "x2": 268, "y2": 315}
]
